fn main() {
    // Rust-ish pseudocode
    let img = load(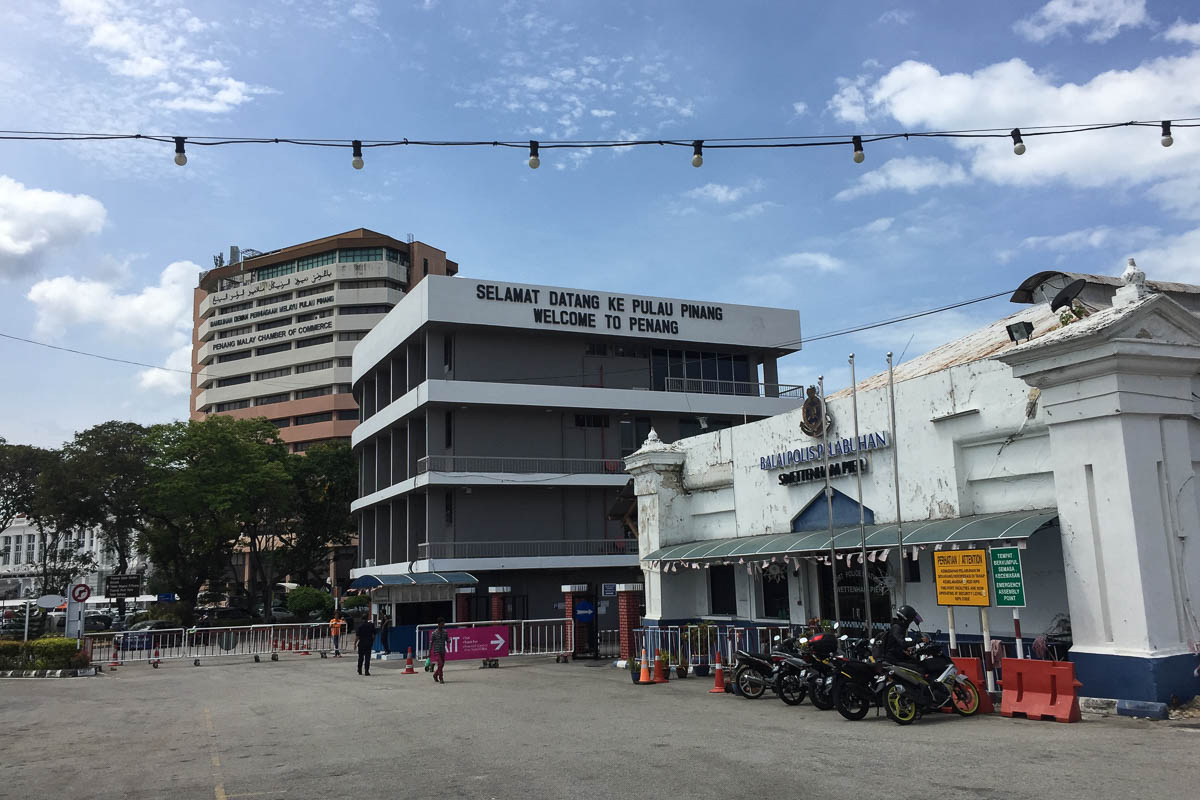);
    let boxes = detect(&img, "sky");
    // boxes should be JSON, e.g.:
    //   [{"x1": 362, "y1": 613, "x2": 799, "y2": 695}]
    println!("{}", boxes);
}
[{"x1": 2, "y1": 0, "x2": 1200, "y2": 447}]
